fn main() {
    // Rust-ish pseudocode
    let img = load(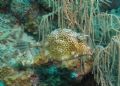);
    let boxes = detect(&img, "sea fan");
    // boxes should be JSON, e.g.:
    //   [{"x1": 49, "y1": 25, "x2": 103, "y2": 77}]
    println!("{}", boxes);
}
[{"x1": 93, "y1": 35, "x2": 120, "y2": 86}]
